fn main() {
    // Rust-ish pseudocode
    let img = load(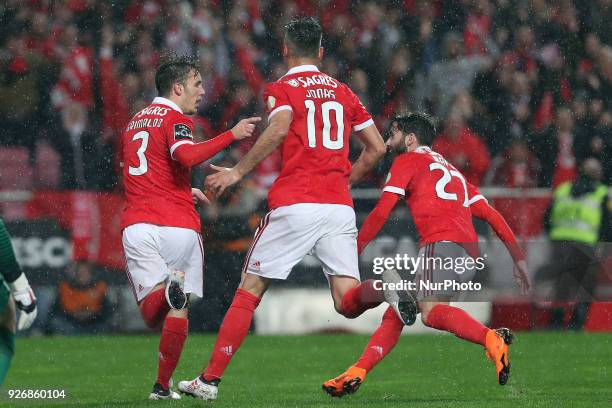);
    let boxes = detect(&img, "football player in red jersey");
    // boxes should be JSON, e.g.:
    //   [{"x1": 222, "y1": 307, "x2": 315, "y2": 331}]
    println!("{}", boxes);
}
[
  {"x1": 121, "y1": 54, "x2": 260, "y2": 400},
  {"x1": 322, "y1": 112, "x2": 531, "y2": 397},
  {"x1": 178, "y1": 17, "x2": 388, "y2": 400}
]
